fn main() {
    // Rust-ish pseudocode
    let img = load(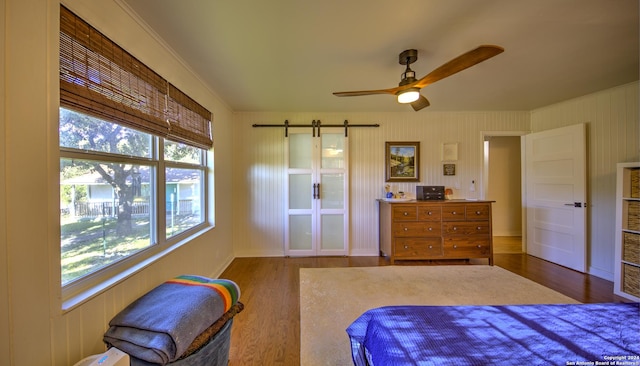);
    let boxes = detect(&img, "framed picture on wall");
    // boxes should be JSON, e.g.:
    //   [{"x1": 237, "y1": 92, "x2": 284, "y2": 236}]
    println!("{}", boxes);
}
[
  {"x1": 443, "y1": 163, "x2": 456, "y2": 176},
  {"x1": 385, "y1": 141, "x2": 420, "y2": 182},
  {"x1": 441, "y1": 142, "x2": 458, "y2": 161}
]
